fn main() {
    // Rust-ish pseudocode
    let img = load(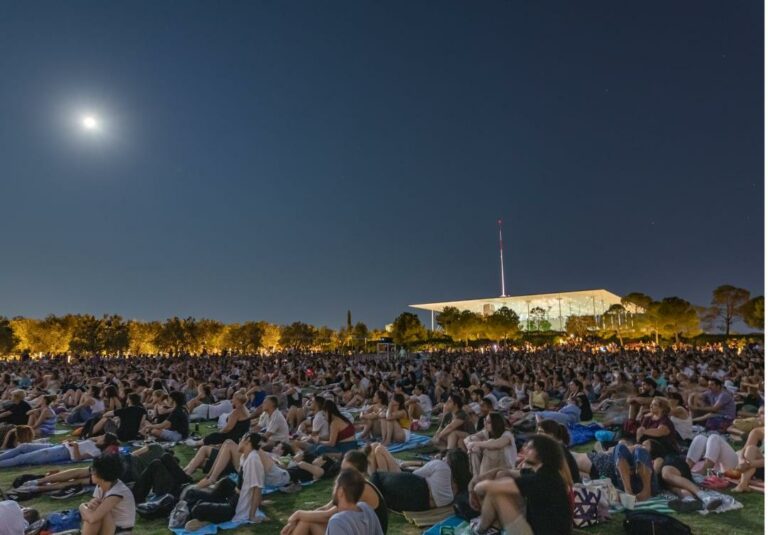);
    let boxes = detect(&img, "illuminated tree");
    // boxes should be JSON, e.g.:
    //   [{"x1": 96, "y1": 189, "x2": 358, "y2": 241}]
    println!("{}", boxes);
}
[
  {"x1": 259, "y1": 322, "x2": 281, "y2": 352},
  {"x1": 0, "y1": 317, "x2": 18, "y2": 355},
  {"x1": 221, "y1": 322, "x2": 263, "y2": 353},
  {"x1": 740, "y1": 296, "x2": 764, "y2": 331},
  {"x1": 656, "y1": 297, "x2": 701, "y2": 343},
  {"x1": 97, "y1": 315, "x2": 129, "y2": 354},
  {"x1": 127, "y1": 320, "x2": 161, "y2": 354},
  {"x1": 565, "y1": 315, "x2": 597, "y2": 337},
  {"x1": 701, "y1": 285, "x2": 751, "y2": 336},
  {"x1": 280, "y1": 322, "x2": 317, "y2": 351},
  {"x1": 484, "y1": 307, "x2": 521, "y2": 342},
  {"x1": 390, "y1": 312, "x2": 427, "y2": 346}
]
